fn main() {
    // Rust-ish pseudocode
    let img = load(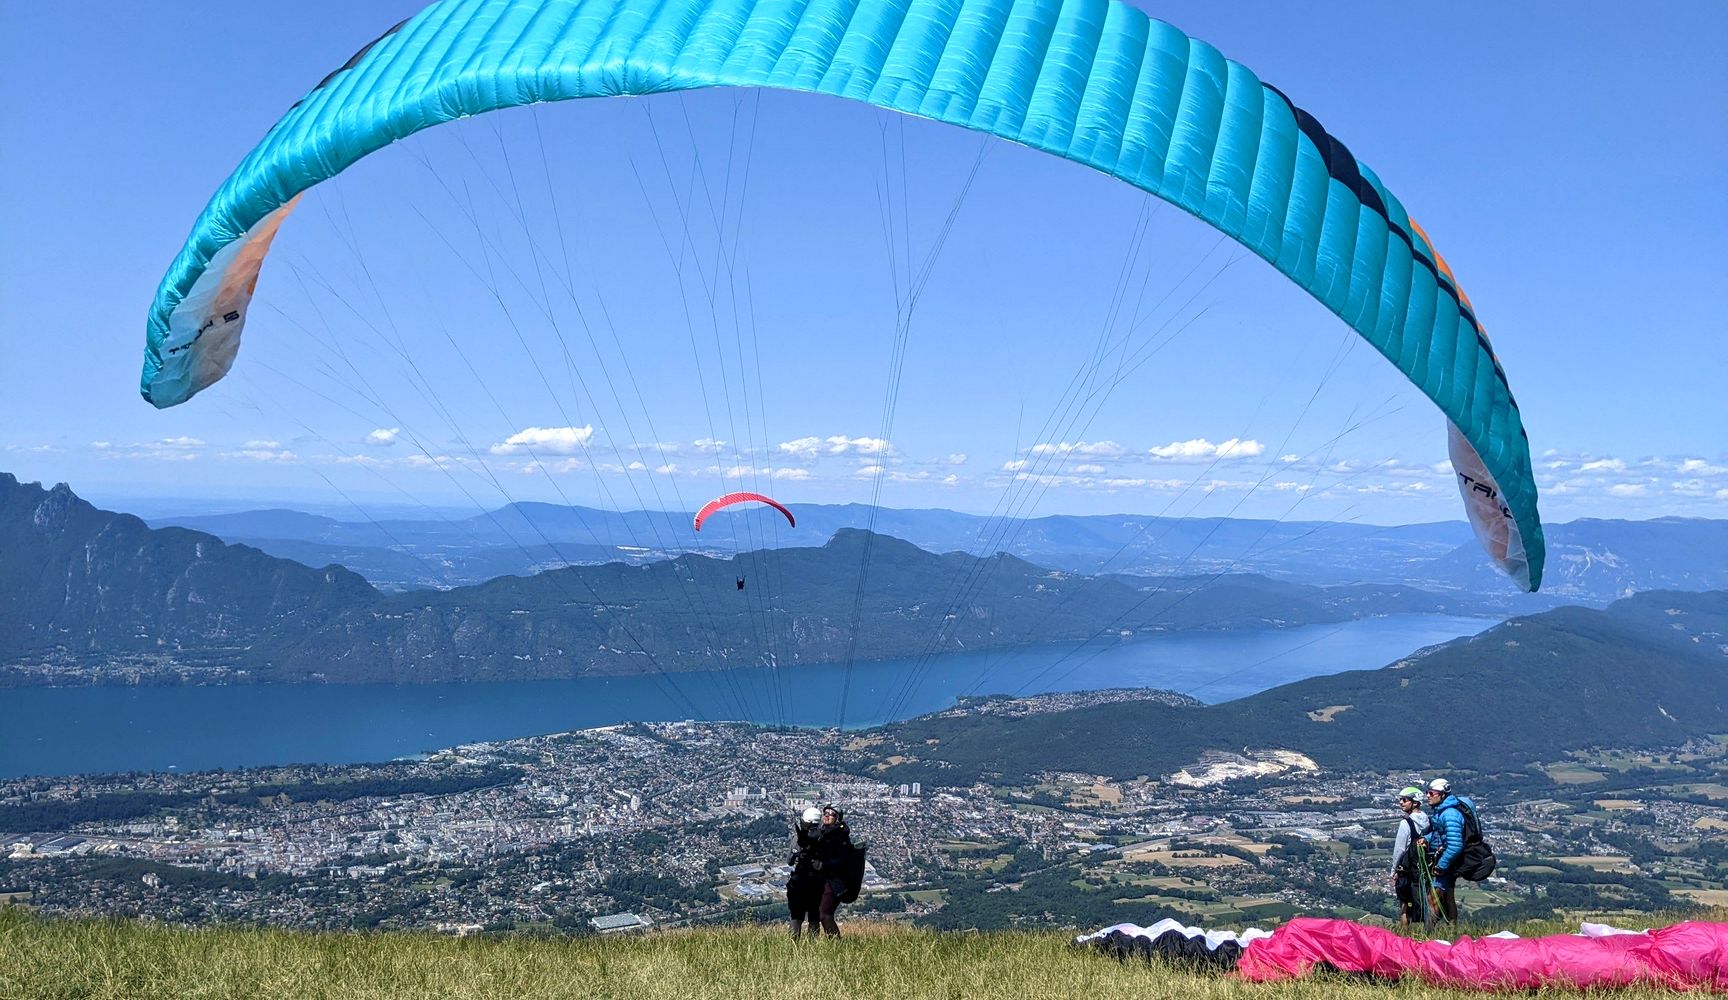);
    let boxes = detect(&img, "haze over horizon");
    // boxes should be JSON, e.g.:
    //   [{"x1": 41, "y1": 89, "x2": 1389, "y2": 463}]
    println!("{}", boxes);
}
[{"x1": 34, "y1": 478, "x2": 1728, "y2": 530}]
